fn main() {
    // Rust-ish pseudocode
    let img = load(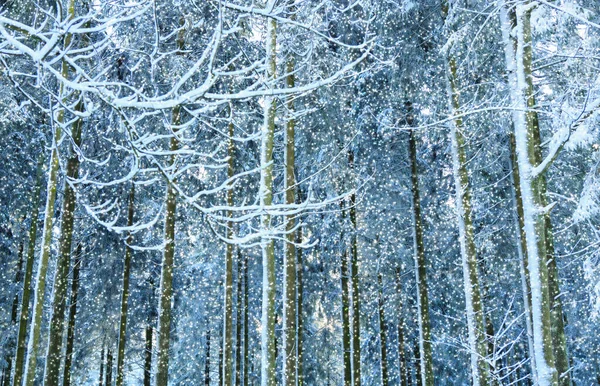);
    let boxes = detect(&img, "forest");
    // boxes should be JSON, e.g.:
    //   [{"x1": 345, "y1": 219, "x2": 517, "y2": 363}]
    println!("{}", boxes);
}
[{"x1": 0, "y1": 0, "x2": 599, "y2": 385}]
